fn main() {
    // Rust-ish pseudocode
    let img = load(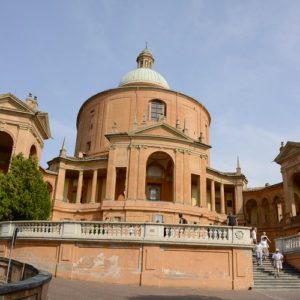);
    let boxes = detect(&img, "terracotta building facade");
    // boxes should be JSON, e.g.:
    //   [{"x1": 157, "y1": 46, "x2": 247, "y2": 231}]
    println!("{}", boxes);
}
[
  {"x1": 45, "y1": 48, "x2": 246, "y2": 224},
  {"x1": 243, "y1": 142, "x2": 300, "y2": 246},
  {"x1": 1, "y1": 48, "x2": 299, "y2": 234},
  {"x1": 0, "y1": 93, "x2": 51, "y2": 172}
]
